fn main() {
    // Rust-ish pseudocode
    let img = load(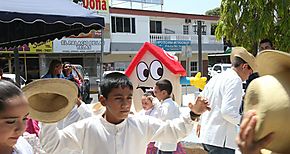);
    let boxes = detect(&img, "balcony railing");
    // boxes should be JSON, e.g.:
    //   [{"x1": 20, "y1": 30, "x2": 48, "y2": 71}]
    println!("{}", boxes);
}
[{"x1": 150, "y1": 34, "x2": 223, "y2": 44}]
